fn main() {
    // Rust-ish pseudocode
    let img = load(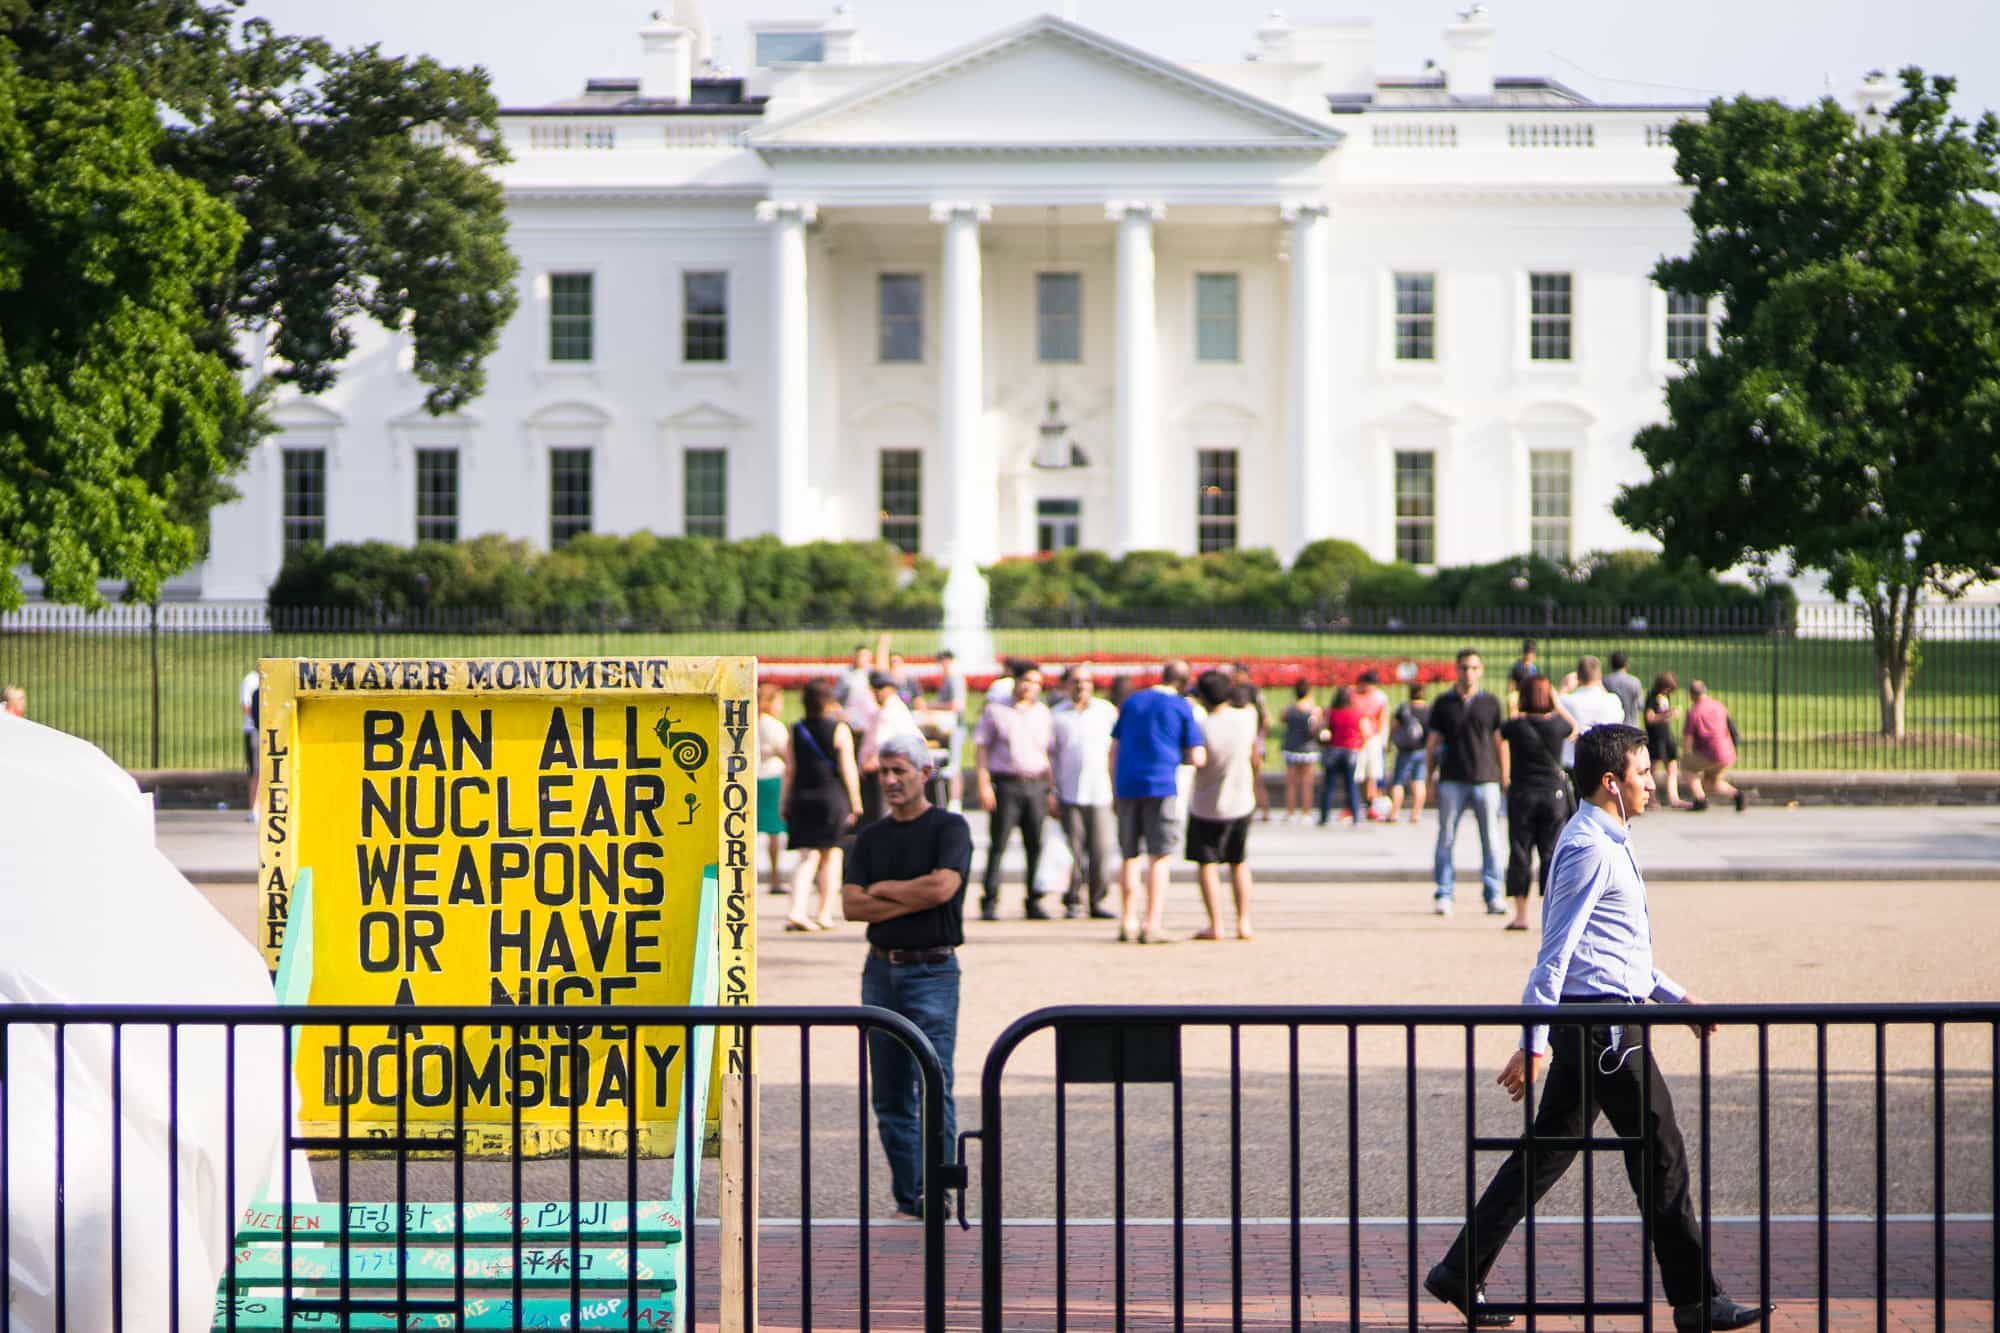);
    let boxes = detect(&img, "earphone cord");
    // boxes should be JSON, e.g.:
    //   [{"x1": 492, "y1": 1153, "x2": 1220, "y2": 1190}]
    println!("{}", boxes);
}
[{"x1": 1592, "y1": 1020, "x2": 1640, "y2": 1072}]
